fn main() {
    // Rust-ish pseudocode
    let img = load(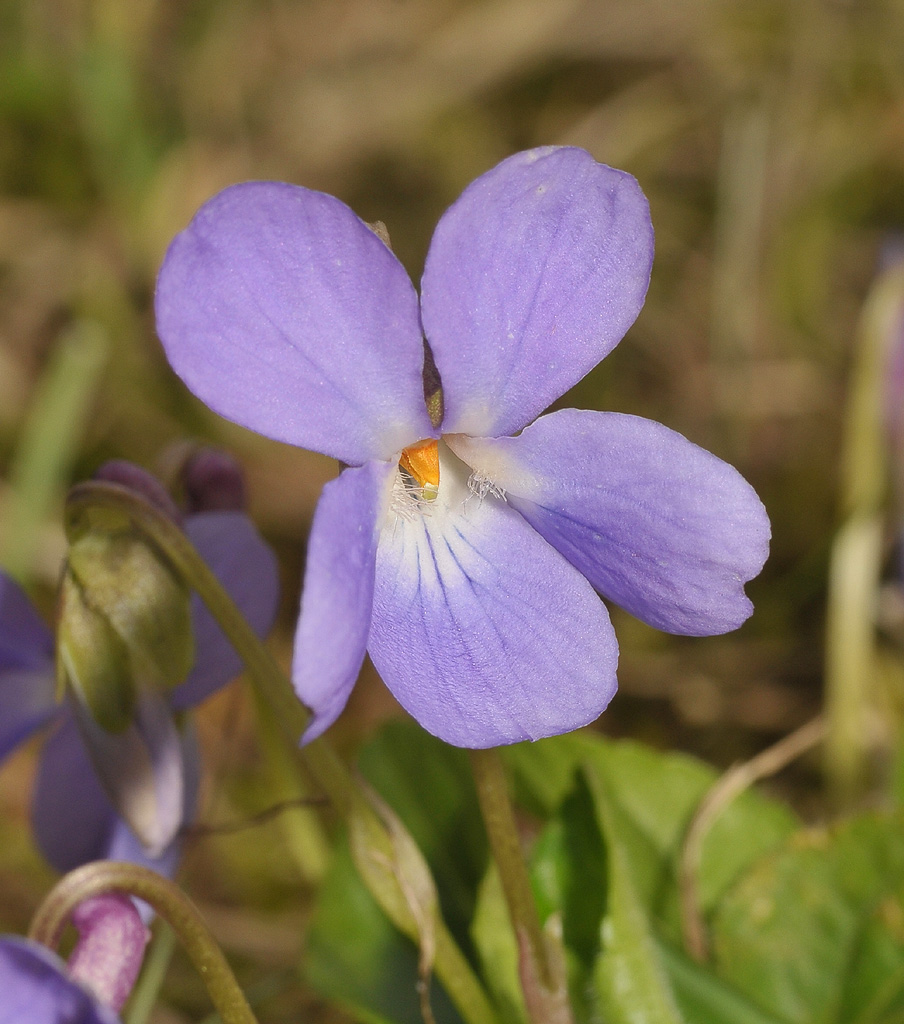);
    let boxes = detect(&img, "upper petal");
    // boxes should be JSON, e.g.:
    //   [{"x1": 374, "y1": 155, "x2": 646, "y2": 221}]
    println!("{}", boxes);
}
[
  {"x1": 421, "y1": 147, "x2": 653, "y2": 437},
  {"x1": 170, "y1": 511, "x2": 281, "y2": 711},
  {"x1": 293, "y1": 460, "x2": 395, "y2": 742},
  {"x1": 450, "y1": 410, "x2": 770, "y2": 636},
  {"x1": 155, "y1": 182, "x2": 434, "y2": 464},
  {"x1": 367, "y1": 452, "x2": 619, "y2": 747}
]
